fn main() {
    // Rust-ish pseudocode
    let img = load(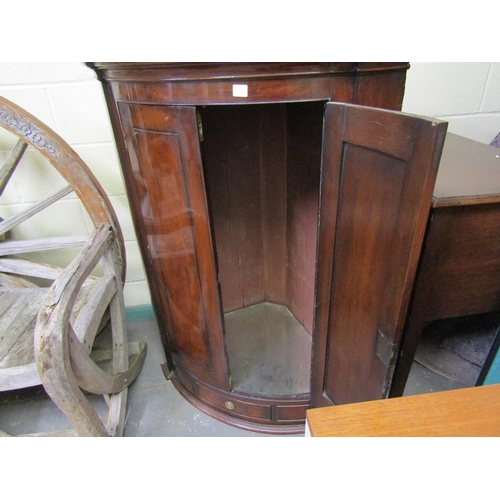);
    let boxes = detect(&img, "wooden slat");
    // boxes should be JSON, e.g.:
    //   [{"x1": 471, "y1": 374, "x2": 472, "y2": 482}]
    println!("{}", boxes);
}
[
  {"x1": 0, "y1": 257, "x2": 96, "y2": 282},
  {"x1": 0, "y1": 139, "x2": 27, "y2": 196},
  {"x1": 0, "y1": 235, "x2": 89, "y2": 257},
  {"x1": 0, "y1": 184, "x2": 72, "y2": 235},
  {"x1": 89, "y1": 341, "x2": 145, "y2": 363},
  {"x1": 2, "y1": 320, "x2": 37, "y2": 367},
  {"x1": 0, "y1": 258, "x2": 65, "y2": 281},
  {"x1": 19, "y1": 429, "x2": 79, "y2": 437},
  {"x1": 71, "y1": 276, "x2": 116, "y2": 349},
  {"x1": 0, "y1": 289, "x2": 46, "y2": 367},
  {"x1": 0, "y1": 272, "x2": 38, "y2": 288},
  {"x1": 101, "y1": 238, "x2": 129, "y2": 436},
  {"x1": 0, "y1": 290, "x2": 20, "y2": 316},
  {"x1": 105, "y1": 391, "x2": 127, "y2": 436},
  {"x1": 0, "y1": 363, "x2": 40, "y2": 390},
  {"x1": 69, "y1": 330, "x2": 147, "y2": 395},
  {"x1": 0, "y1": 280, "x2": 115, "y2": 387}
]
